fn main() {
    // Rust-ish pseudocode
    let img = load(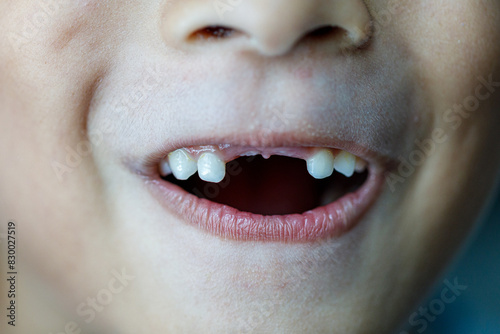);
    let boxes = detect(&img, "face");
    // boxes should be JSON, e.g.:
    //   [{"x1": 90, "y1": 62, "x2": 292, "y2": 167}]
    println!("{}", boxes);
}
[{"x1": 1, "y1": 0, "x2": 499, "y2": 333}]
